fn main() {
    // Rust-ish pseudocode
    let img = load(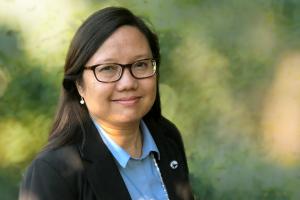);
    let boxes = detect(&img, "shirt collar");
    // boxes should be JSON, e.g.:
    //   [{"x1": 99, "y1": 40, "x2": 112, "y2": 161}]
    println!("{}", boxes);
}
[{"x1": 93, "y1": 119, "x2": 160, "y2": 168}]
